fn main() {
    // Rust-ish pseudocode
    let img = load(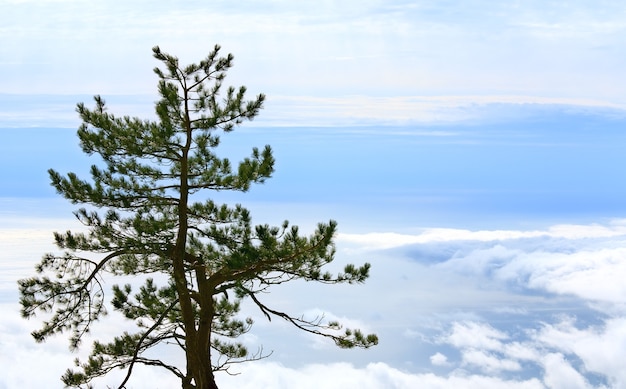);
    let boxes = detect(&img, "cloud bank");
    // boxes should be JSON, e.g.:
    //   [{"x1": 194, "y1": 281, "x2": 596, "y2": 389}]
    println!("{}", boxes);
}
[{"x1": 3, "y1": 218, "x2": 626, "y2": 387}]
